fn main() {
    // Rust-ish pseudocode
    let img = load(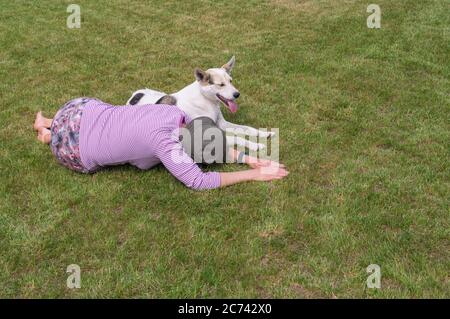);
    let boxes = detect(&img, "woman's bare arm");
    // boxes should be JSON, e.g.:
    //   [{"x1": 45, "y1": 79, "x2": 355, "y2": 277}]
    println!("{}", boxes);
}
[
  {"x1": 219, "y1": 166, "x2": 289, "y2": 188},
  {"x1": 221, "y1": 148, "x2": 289, "y2": 187}
]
